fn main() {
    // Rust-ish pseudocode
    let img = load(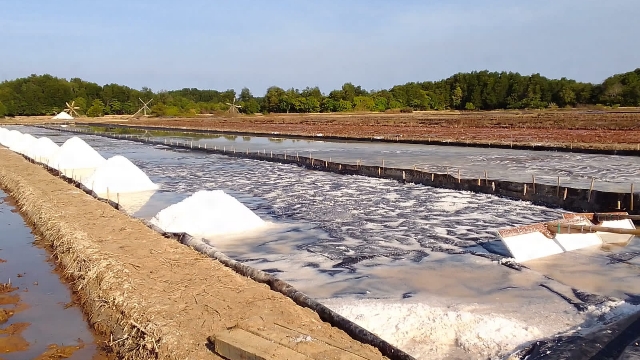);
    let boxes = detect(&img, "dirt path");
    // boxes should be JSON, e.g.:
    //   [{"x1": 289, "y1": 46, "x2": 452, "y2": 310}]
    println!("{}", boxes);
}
[{"x1": 0, "y1": 148, "x2": 385, "y2": 360}]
